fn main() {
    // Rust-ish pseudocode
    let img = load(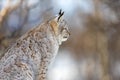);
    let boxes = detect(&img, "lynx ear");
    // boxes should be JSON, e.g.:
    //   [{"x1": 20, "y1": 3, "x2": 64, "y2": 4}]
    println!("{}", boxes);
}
[
  {"x1": 49, "y1": 20, "x2": 59, "y2": 35},
  {"x1": 49, "y1": 10, "x2": 64, "y2": 35}
]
